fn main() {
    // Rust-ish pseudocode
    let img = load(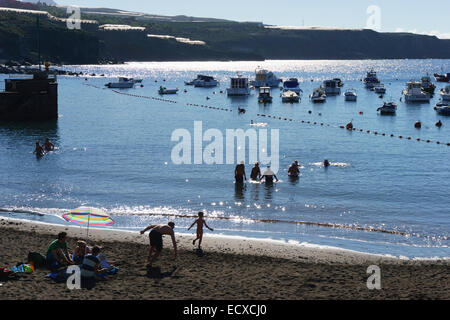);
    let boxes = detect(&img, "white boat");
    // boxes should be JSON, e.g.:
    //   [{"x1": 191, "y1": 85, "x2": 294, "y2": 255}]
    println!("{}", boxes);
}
[
  {"x1": 131, "y1": 78, "x2": 143, "y2": 83},
  {"x1": 258, "y1": 87, "x2": 272, "y2": 103},
  {"x1": 377, "y1": 102, "x2": 397, "y2": 115},
  {"x1": 158, "y1": 86, "x2": 178, "y2": 94},
  {"x1": 344, "y1": 89, "x2": 357, "y2": 101},
  {"x1": 310, "y1": 88, "x2": 326, "y2": 103},
  {"x1": 281, "y1": 90, "x2": 300, "y2": 103},
  {"x1": 403, "y1": 81, "x2": 430, "y2": 103},
  {"x1": 440, "y1": 85, "x2": 450, "y2": 101},
  {"x1": 282, "y1": 78, "x2": 302, "y2": 94},
  {"x1": 250, "y1": 68, "x2": 282, "y2": 88},
  {"x1": 185, "y1": 75, "x2": 219, "y2": 87},
  {"x1": 363, "y1": 69, "x2": 380, "y2": 89},
  {"x1": 374, "y1": 84, "x2": 386, "y2": 94},
  {"x1": 321, "y1": 79, "x2": 341, "y2": 95},
  {"x1": 226, "y1": 76, "x2": 250, "y2": 96},
  {"x1": 105, "y1": 77, "x2": 135, "y2": 89},
  {"x1": 435, "y1": 103, "x2": 450, "y2": 115}
]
